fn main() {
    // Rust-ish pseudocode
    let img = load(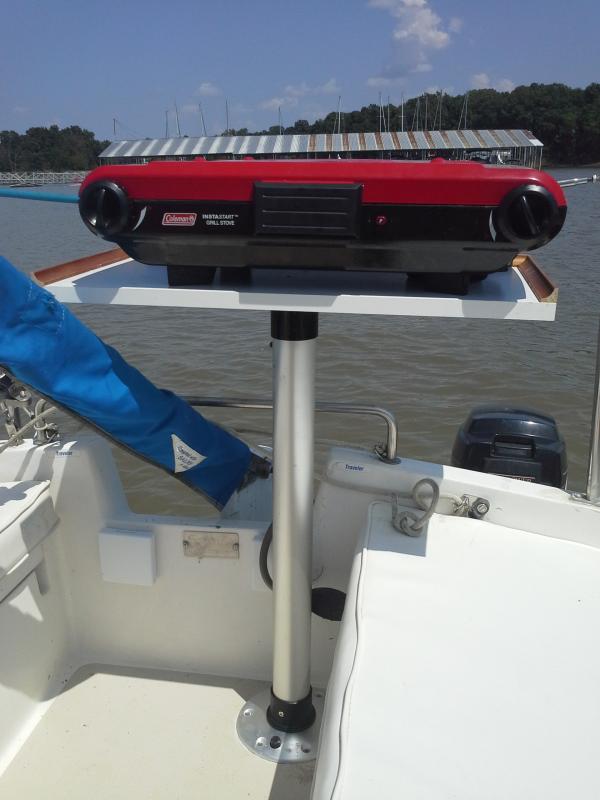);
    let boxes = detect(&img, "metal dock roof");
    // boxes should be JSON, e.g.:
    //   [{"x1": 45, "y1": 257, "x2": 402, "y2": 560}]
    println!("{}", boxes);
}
[{"x1": 99, "y1": 129, "x2": 543, "y2": 160}]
